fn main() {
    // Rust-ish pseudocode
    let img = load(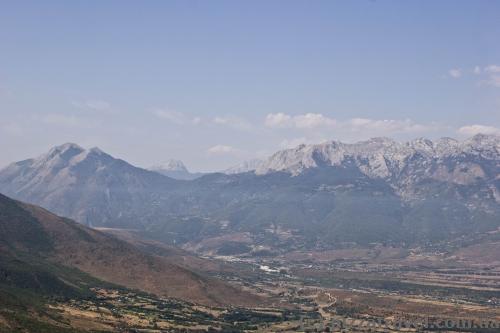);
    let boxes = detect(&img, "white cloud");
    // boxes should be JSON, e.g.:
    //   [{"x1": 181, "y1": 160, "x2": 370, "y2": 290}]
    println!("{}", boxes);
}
[
  {"x1": 458, "y1": 124, "x2": 500, "y2": 136},
  {"x1": 213, "y1": 116, "x2": 253, "y2": 130},
  {"x1": 448, "y1": 68, "x2": 462, "y2": 78},
  {"x1": 347, "y1": 118, "x2": 437, "y2": 134},
  {"x1": 446, "y1": 64, "x2": 500, "y2": 87},
  {"x1": 85, "y1": 100, "x2": 111, "y2": 111},
  {"x1": 265, "y1": 113, "x2": 293, "y2": 127},
  {"x1": 480, "y1": 64, "x2": 500, "y2": 88},
  {"x1": 294, "y1": 113, "x2": 336, "y2": 129},
  {"x1": 265, "y1": 113, "x2": 438, "y2": 136},
  {"x1": 213, "y1": 117, "x2": 226, "y2": 124},
  {"x1": 484, "y1": 65, "x2": 500, "y2": 73},
  {"x1": 153, "y1": 109, "x2": 187, "y2": 124},
  {"x1": 207, "y1": 145, "x2": 239, "y2": 155},
  {"x1": 72, "y1": 99, "x2": 112, "y2": 112},
  {"x1": 487, "y1": 75, "x2": 500, "y2": 88},
  {"x1": 468, "y1": 64, "x2": 500, "y2": 88},
  {"x1": 153, "y1": 109, "x2": 202, "y2": 125},
  {"x1": 265, "y1": 113, "x2": 336, "y2": 129}
]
